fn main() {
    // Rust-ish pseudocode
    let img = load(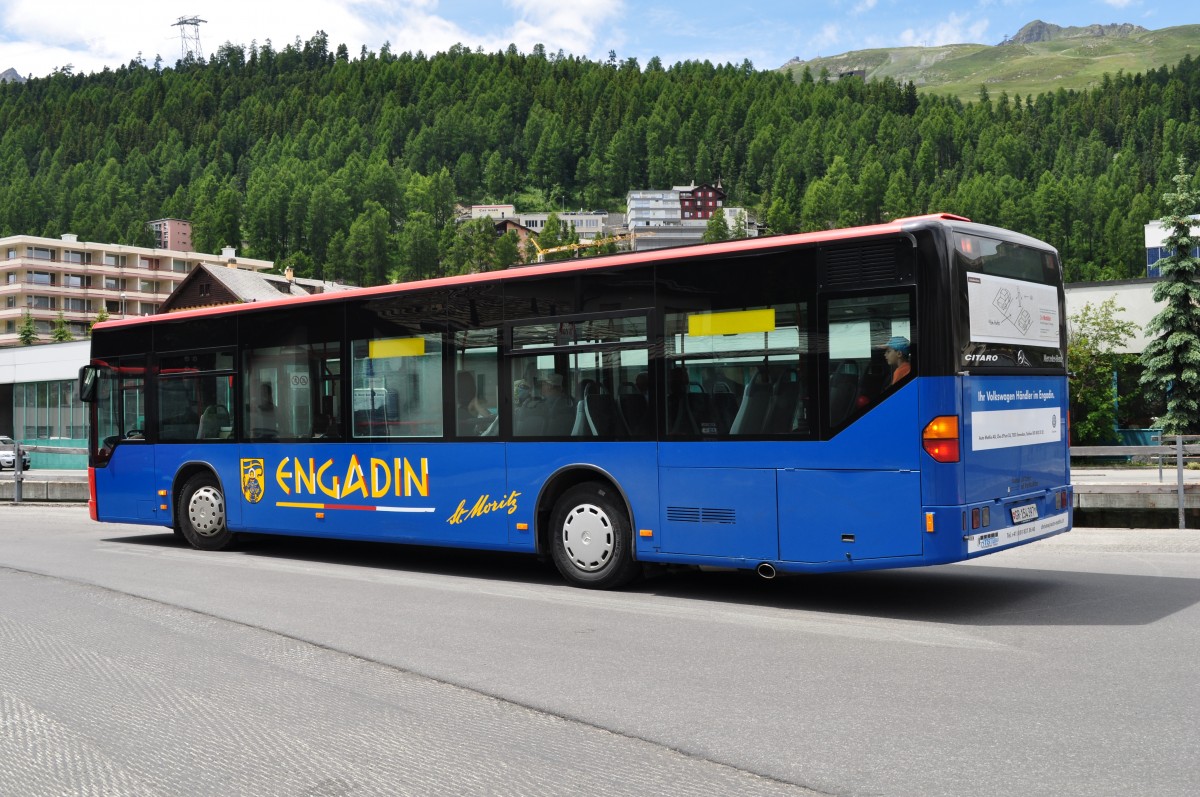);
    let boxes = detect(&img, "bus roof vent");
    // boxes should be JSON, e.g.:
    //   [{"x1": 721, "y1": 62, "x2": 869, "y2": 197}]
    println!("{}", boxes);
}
[{"x1": 822, "y1": 242, "x2": 901, "y2": 287}]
